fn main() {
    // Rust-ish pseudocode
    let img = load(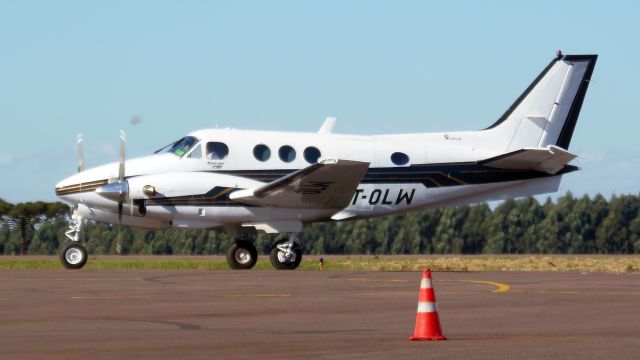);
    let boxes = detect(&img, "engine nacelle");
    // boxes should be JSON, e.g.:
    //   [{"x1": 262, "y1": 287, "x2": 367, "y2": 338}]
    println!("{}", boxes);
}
[{"x1": 126, "y1": 172, "x2": 263, "y2": 200}]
